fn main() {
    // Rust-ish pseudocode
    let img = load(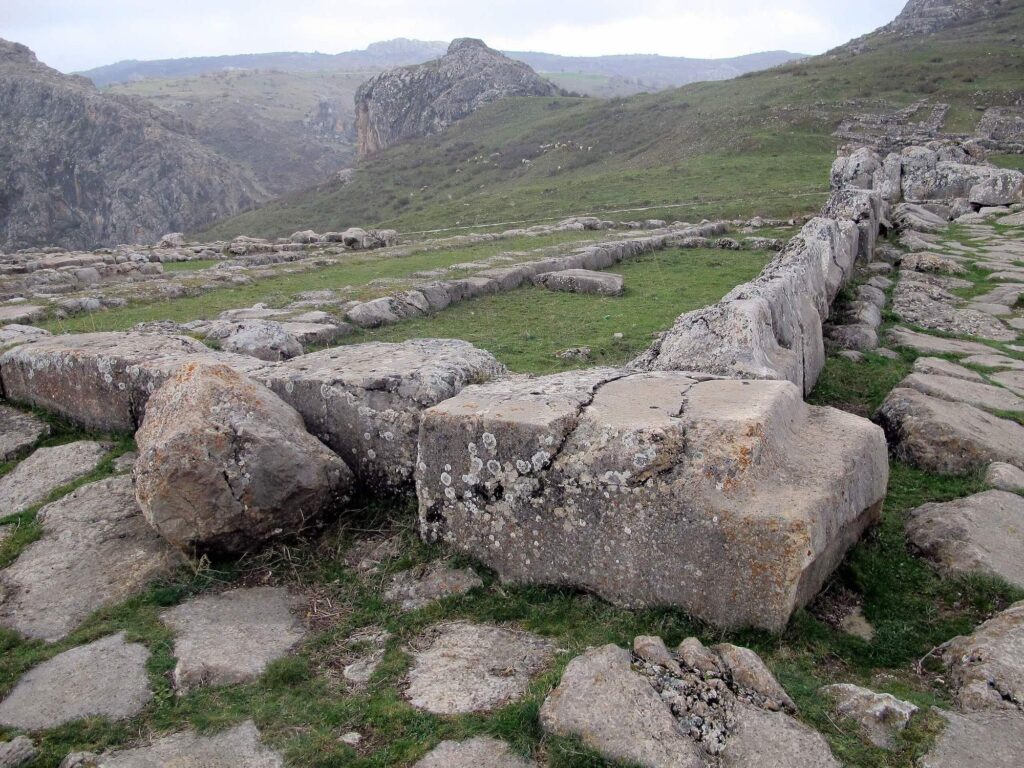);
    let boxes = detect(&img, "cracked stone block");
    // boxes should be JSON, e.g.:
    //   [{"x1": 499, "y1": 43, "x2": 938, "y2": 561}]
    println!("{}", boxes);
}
[
  {"x1": 820, "y1": 684, "x2": 918, "y2": 749},
  {"x1": 0, "y1": 332, "x2": 264, "y2": 432},
  {"x1": 0, "y1": 440, "x2": 108, "y2": 516},
  {"x1": 535, "y1": 269, "x2": 625, "y2": 296},
  {"x1": 918, "y1": 709, "x2": 1024, "y2": 768},
  {"x1": 418, "y1": 371, "x2": 888, "y2": 631},
  {"x1": 0, "y1": 476, "x2": 181, "y2": 642},
  {"x1": 941, "y1": 601, "x2": 1024, "y2": 713},
  {"x1": 413, "y1": 737, "x2": 537, "y2": 768},
  {"x1": 384, "y1": 561, "x2": 483, "y2": 611},
  {"x1": 160, "y1": 587, "x2": 307, "y2": 692},
  {"x1": 0, "y1": 405, "x2": 49, "y2": 462},
  {"x1": 254, "y1": 339, "x2": 506, "y2": 492},
  {"x1": 907, "y1": 491, "x2": 1024, "y2": 589},
  {"x1": 405, "y1": 621, "x2": 555, "y2": 714},
  {"x1": 97, "y1": 721, "x2": 283, "y2": 767},
  {"x1": 0, "y1": 633, "x2": 151, "y2": 729},
  {"x1": 877, "y1": 388, "x2": 1024, "y2": 474}
]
